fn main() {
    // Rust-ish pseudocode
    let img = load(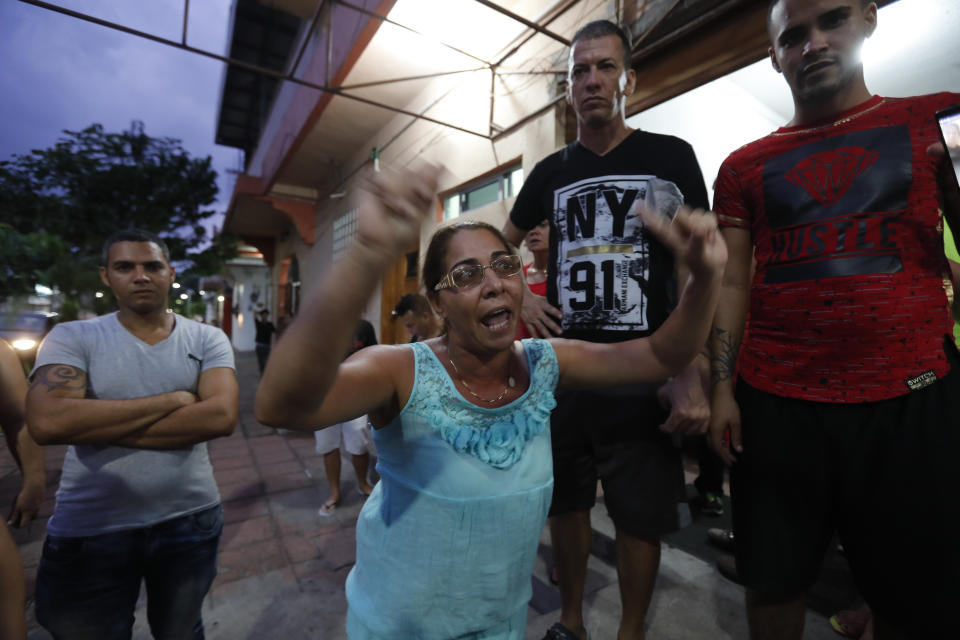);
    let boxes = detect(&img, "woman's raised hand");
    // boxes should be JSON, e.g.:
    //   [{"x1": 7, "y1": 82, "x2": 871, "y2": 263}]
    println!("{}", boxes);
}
[
  {"x1": 640, "y1": 205, "x2": 728, "y2": 280},
  {"x1": 355, "y1": 165, "x2": 441, "y2": 259}
]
